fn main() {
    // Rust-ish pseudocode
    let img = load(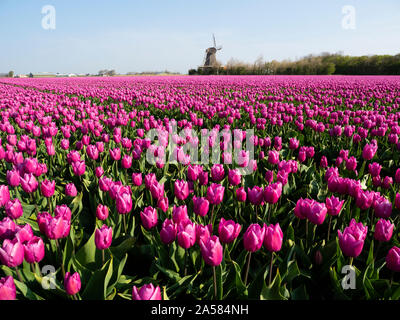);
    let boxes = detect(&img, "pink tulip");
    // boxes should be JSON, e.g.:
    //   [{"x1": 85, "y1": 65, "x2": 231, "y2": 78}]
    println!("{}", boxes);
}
[
  {"x1": 5, "y1": 199, "x2": 23, "y2": 220},
  {"x1": 325, "y1": 196, "x2": 344, "y2": 216},
  {"x1": 228, "y1": 169, "x2": 241, "y2": 186},
  {"x1": 65, "y1": 183, "x2": 78, "y2": 197},
  {"x1": 247, "y1": 186, "x2": 264, "y2": 205},
  {"x1": 71, "y1": 160, "x2": 85, "y2": 176},
  {"x1": 132, "y1": 284, "x2": 161, "y2": 300},
  {"x1": 116, "y1": 191, "x2": 132, "y2": 214},
  {"x1": 64, "y1": 272, "x2": 81, "y2": 295},
  {"x1": 177, "y1": 220, "x2": 196, "y2": 249},
  {"x1": 192, "y1": 196, "x2": 209, "y2": 217},
  {"x1": 243, "y1": 224, "x2": 265, "y2": 252},
  {"x1": 268, "y1": 150, "x2": 280, "y2": 165},
  {"x1": 24, "y1": 236, "x2": 45, "y2": 263},
  {"x1": 0, "y1": 185, "x2": 10, "y2": 206},
  {"x1": 172, "y1": 205, "x2": 189, "y2": 224},
  {"x1": 157, "y1": 196, "x2": 169, "y2": 213},
  {"x1": 196, "y1": 224, "x2": 212, "y2": 245},
  {"x1": 263, "y1": 182, "x2": 282, "y2": 204},
  {"x1": 174, "y1": 180, "x2": 189, "y2": 200},
  {"x1": 338, "y1": 219, "x2": 368, "y2": 258},
  {"x1": 263, "y1": 223, "x2": 283, "y2": 252},
  {"x1": 0, "y1": 276, "x2": 16, "y2": 300},
  {"x1": 218, "y1": 217, "x2": 241, "y2": 244},
  {"x1": 6, "y1": 170, "x2": 20, "y2": 187},
  {"x1": 140, "y1": 206, "x2": 158, "y2": 230},
  {"x1": 41, "y1": 179, "x2": 55, "y2": 197},
  {"x1": 0, "y1": 238, "x2": 24, "y2": 267},
  {"x1": 211, "y1": 164, "x2": 225, "y2": 182},
  {"x1": 206, "y1": 183, "x2": 224, "y2": 205},
  {"x1": 95, "y1": 225, "x2": 113, "y2": 250},
  {"x1": 160, "y1": 219, "x2": 177, "y2": 245},
  {"x1": 374, "y1": 219, "x2": 394, "y2": 242},
  {"x1": 200, "y1": 235, "x2": 223, "y2": 266},
  {"x1": 386, "y1": 247, "x2": 400, "y2": 272},
  {"x1": 373, "y1": 197, "x2": 392, "y2": 219},
  {"x1": 307, "y1": 201, "x2": 327, "y2": 225},
  {"x1": 132, "y1": 173, "x2": 143, "y2": 186},
  {"x1": 236, "y1": 187, "x2": 247, "y2": 202}
]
